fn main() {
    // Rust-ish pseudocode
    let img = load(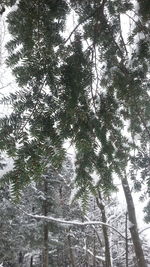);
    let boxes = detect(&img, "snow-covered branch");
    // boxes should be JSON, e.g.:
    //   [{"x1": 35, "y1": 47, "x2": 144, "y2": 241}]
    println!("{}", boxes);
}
[
  {"x1": 22, "y1": 210, "x2": 126, "y2": 239},
  {"x1": 75, "y1": 245, "x2": 105, "y2": 262}
]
